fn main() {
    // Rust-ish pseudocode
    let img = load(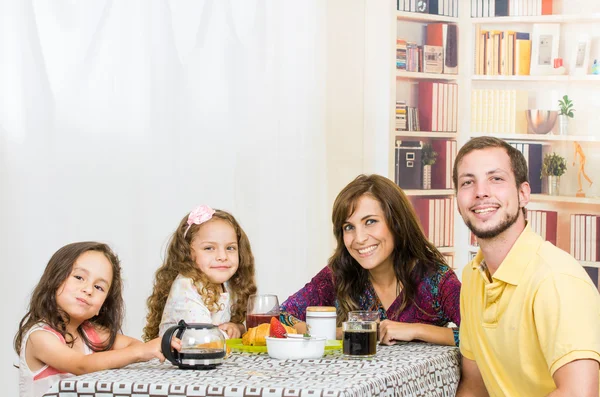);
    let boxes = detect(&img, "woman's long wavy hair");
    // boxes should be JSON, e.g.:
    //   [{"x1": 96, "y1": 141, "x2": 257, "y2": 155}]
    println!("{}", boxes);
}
[
  {"x1": 329, "y1": 174, "x2": 447, "y2": 325},
  {"x1": 143, "y1": 209, "x2": 256, "y2": 341},
  {"x1": 14, "y1": 242, "x2": 123, "y2": 354}
]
